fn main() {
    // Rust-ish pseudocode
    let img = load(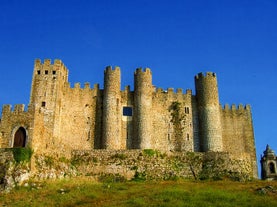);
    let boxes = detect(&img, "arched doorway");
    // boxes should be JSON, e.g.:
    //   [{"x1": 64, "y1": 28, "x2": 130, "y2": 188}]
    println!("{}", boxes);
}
[
  {"x1": 13, "y1": 127, "x2": 27, "y2": 147},
  {"x1": 269, "y1": 162, "x2": 276, "y2": 174}
]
